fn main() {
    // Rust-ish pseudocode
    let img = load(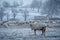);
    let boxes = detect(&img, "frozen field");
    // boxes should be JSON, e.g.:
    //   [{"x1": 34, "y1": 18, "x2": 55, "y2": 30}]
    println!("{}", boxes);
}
[{"x1": 0, "y1": 27, "x2": 60, "y2": 40}]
